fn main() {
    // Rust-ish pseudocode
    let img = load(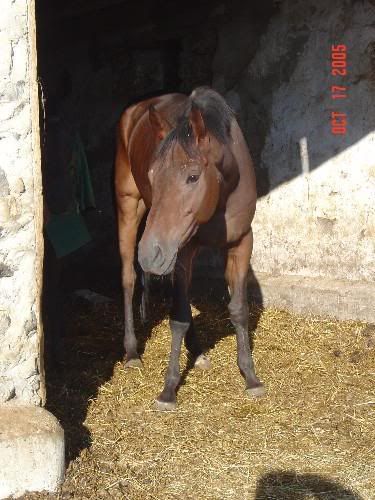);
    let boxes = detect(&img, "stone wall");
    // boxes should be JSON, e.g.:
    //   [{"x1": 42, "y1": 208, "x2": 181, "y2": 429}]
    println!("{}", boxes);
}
[
  {"x1": 213, "y1": 0, "x2": 375, "y2": 287},
  {"x1": 0, "y1": 0, "x2": 44, "y2": 405}
]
